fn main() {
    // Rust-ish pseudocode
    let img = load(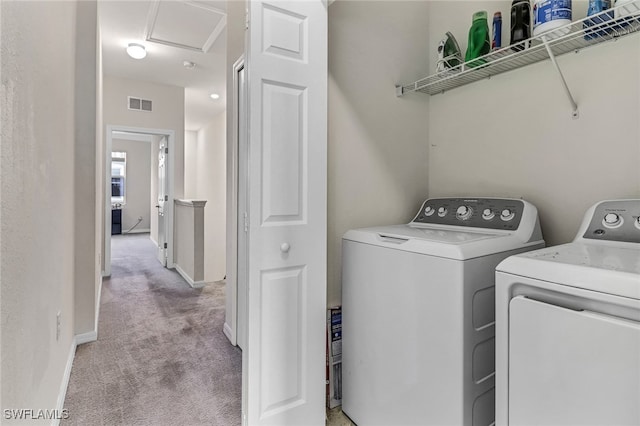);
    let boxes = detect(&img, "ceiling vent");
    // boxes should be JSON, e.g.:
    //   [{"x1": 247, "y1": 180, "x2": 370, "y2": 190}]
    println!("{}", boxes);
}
[{"x1": 128, "y1": 96, "x2": 153, "y2": 112}]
